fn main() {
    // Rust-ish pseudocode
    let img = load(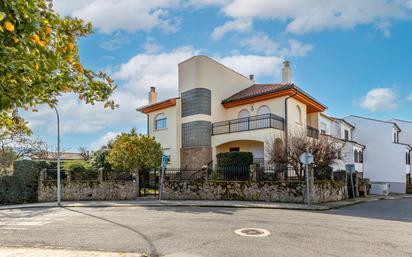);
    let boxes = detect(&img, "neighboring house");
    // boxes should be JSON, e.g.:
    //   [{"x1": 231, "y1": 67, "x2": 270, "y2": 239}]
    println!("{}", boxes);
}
[
  {"x1": 389, "y1": 119, "x2": 412, "y2": 176},
  {"x1": 344, "y1": 115, "x2": 411, "y2": 193},
  {"x1": 31, "y1": 152, "x2": 85, "y2": 161},
  {"x1": 319, "y1": 113, "x2": 365, "y2": 172},
  {"x1": 138, "y1": 55, "x2": 327, "y2": 168}
]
